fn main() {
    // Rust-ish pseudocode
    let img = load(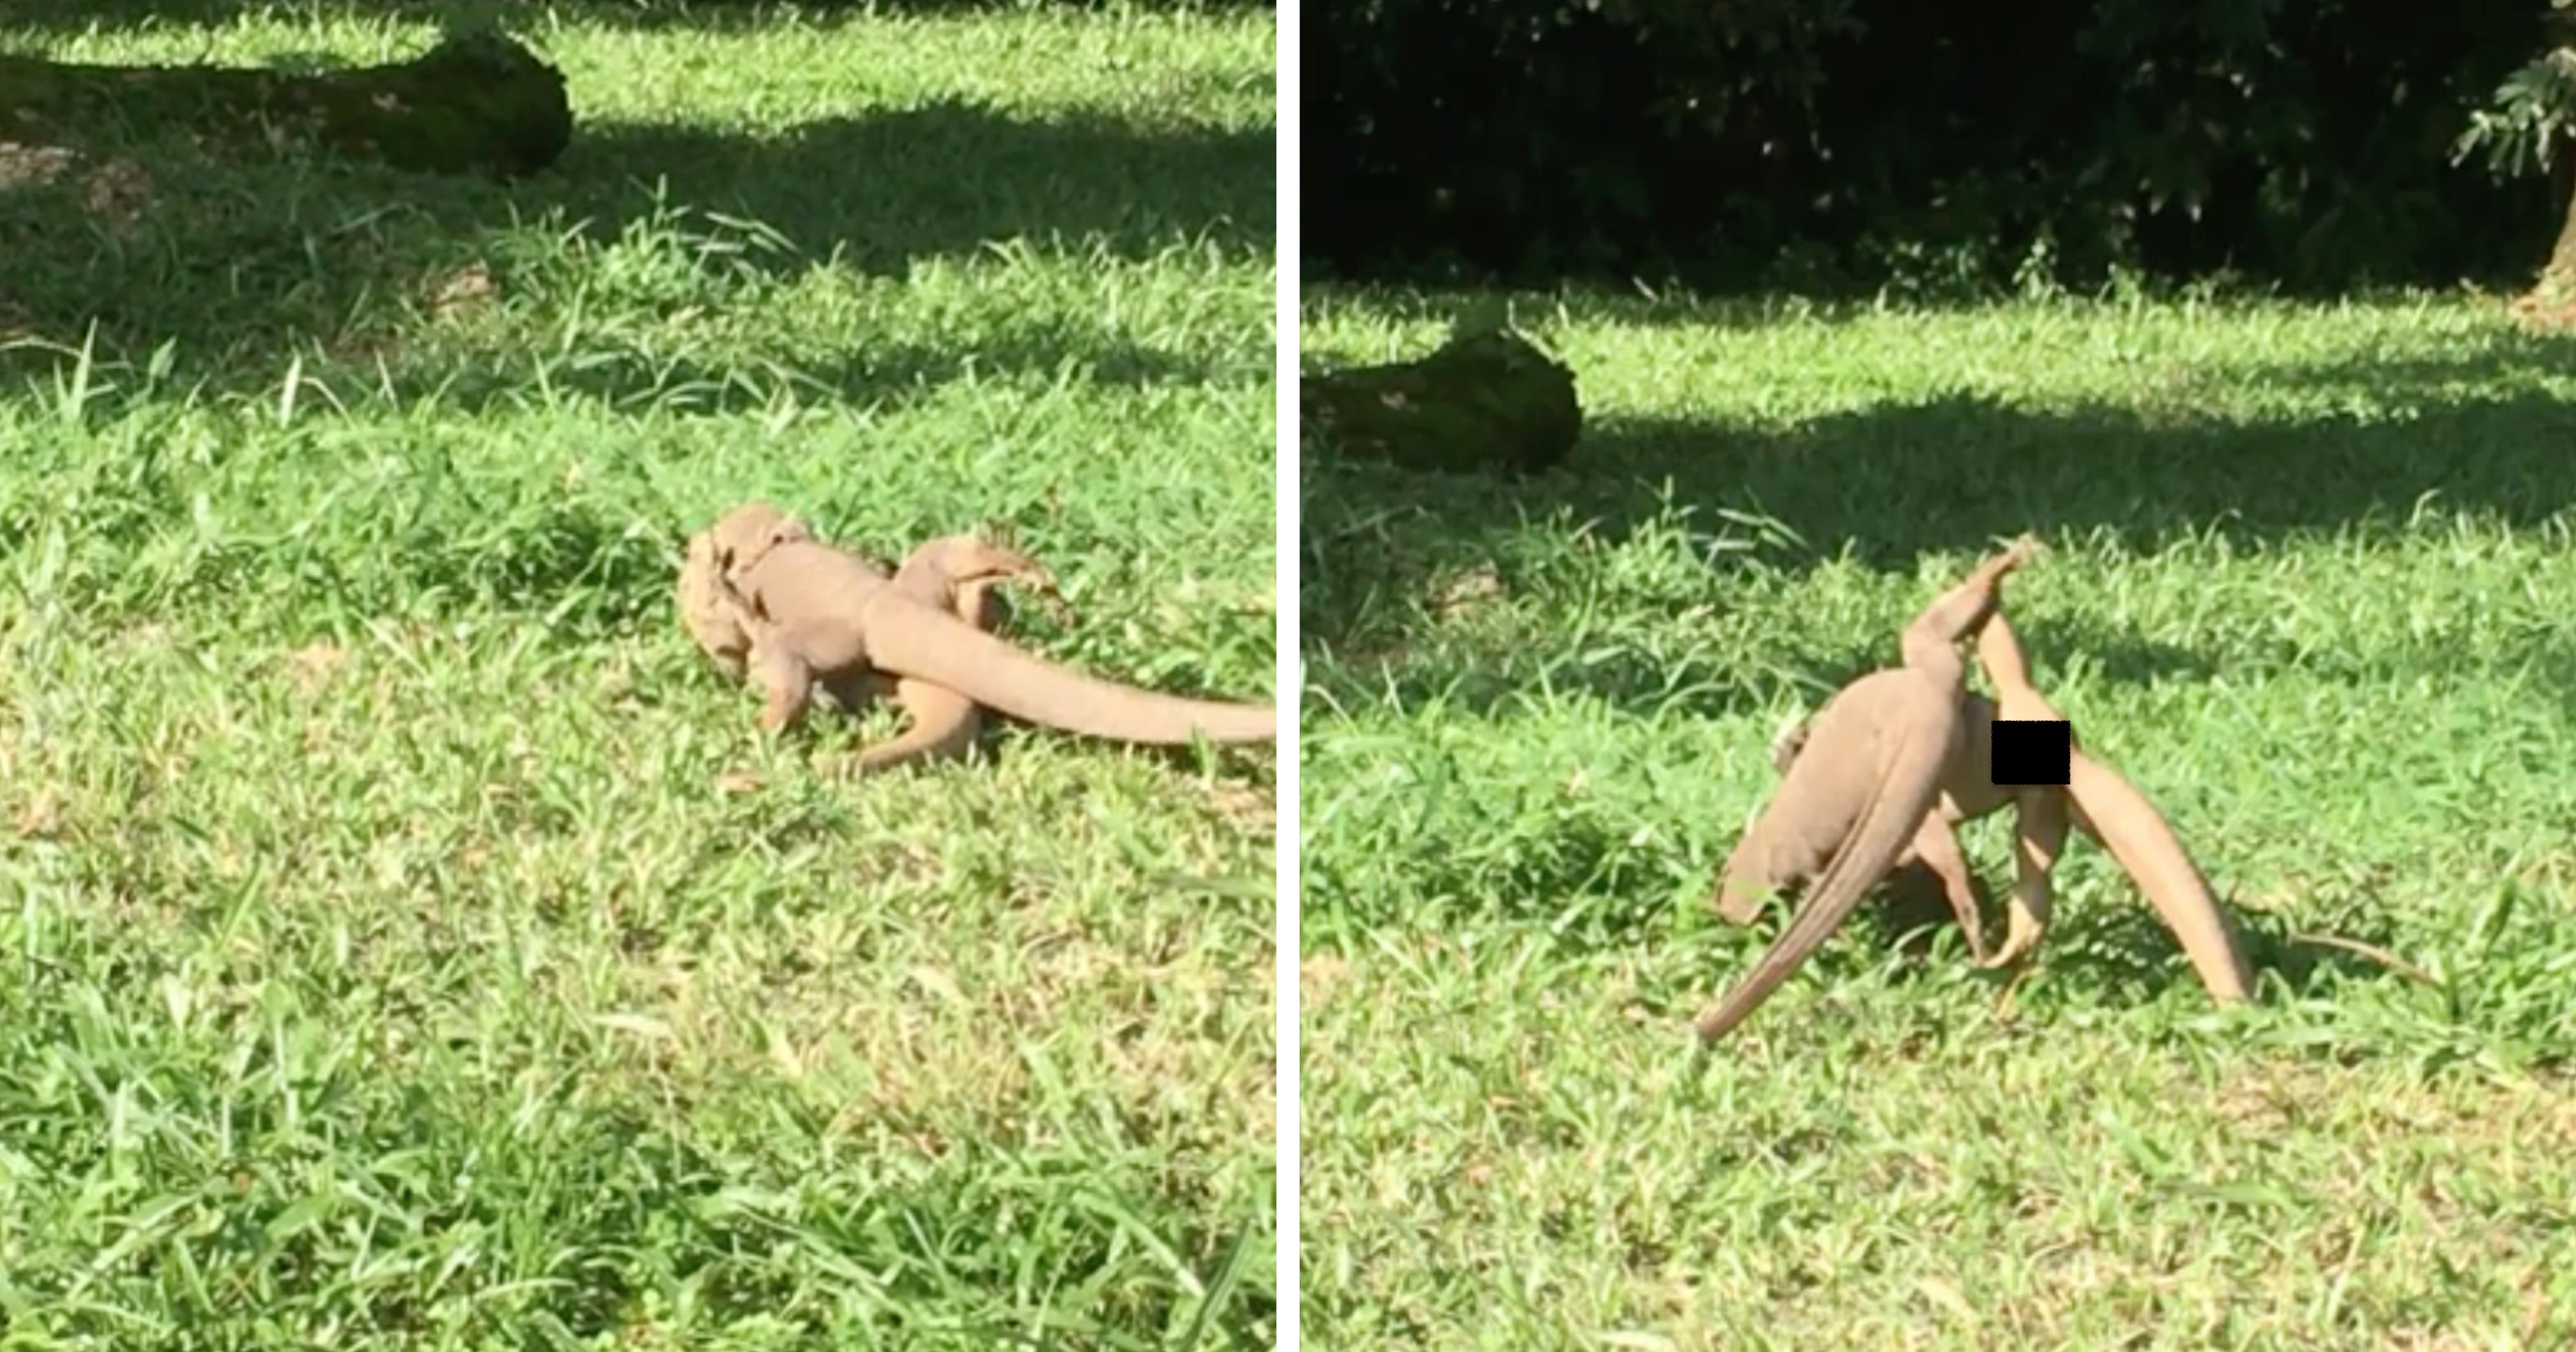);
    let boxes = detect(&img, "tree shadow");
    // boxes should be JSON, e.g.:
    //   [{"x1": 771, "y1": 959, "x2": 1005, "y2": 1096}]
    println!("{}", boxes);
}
[
  {"x1": 0, "y1": 93, "x2": 1267, "y2": 404},
  {"x1": 354, "y1": 329, "x2": 1225, "y2": 421},
  {"x1": 1303, "y1": 389, "x2": 2576, "y2": 667},
  {"x1": 574, "y1": 106, "x2": 1270, "y2": 276},
  {"x1": 1579, "y1": 391, "x2": 2576, "y2": 556},
  {"x1": 2246, "y1": 336, "x2": 2576, "y2": 404}
]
